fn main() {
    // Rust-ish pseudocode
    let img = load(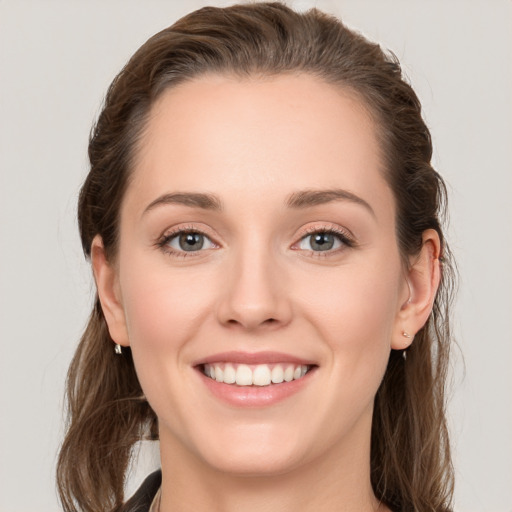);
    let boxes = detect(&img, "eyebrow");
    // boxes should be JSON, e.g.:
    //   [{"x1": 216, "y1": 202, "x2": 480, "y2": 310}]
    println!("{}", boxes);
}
[
  {"x1": 143, "y1": 192, "x2": 223, "y2": 215},
  {"x1": 286, "y1": 188, "x2": 376, "y2": 218},
  {"x1": 142, "y1": 188, "x2": 375, "y2": 217}
]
